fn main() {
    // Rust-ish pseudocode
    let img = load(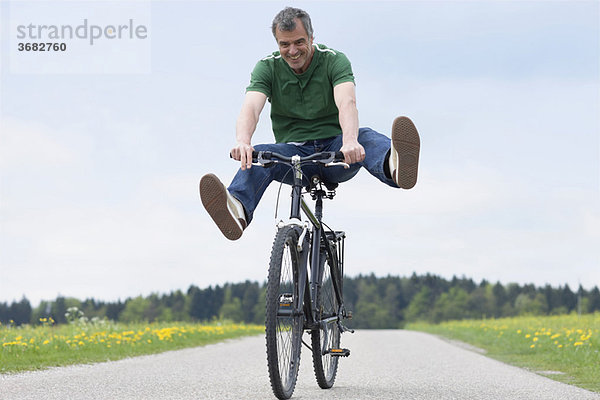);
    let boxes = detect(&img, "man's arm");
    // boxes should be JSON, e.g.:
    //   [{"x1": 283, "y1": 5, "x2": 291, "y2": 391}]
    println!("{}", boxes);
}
[
  {"x1": 232, "y1": 91, "x2": 268, "y2": 170},
  {"x1": 334, "y1": 81, "x2": 365, "y2": 164}
]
